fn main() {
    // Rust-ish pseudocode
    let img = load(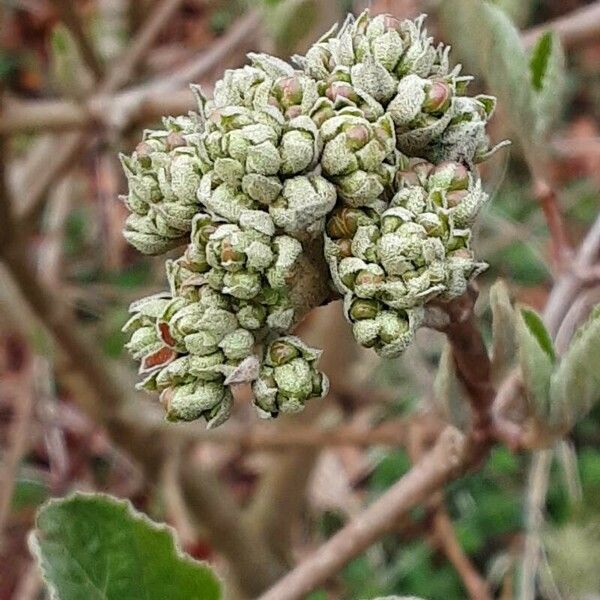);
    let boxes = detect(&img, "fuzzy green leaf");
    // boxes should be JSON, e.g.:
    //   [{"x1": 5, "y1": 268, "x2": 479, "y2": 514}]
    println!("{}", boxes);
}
[
  {"x1": 440, "y1": 0, "x2": 535, "y2": 151},
  {"x1": 549, "y1": 307, "x2": 600, "y2": 432},
  {"x1": 489, "y1": 280, "x2": 517, "y2": 384},
  {"x1": 29, "y1": 493, "x2": 221, "y2": 600},
  {"x1": 516, "y1": 307, "x2": 555, "y2": 421},
  {"x1": 440, "y1": 1, "x2": 564, "y2": 161}
]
